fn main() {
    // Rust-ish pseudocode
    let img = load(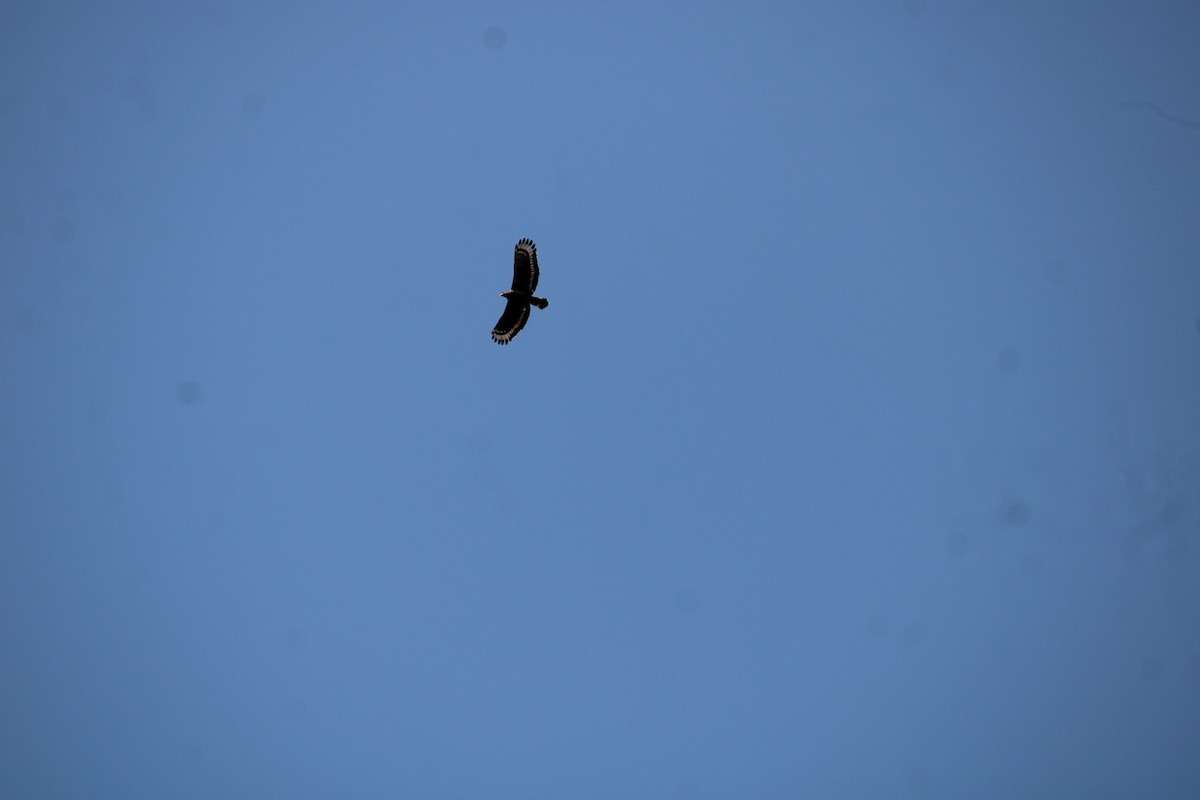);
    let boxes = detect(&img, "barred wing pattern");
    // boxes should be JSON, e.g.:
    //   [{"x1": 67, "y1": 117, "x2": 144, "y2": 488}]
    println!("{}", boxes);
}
[
  {"x1": 492, "y1": 238, "x2": 548, "y2": 345},
  {"x1": 511, "y1": 238, "x2": 539, "y2": 294},
  {"x1": 491, "y1": 298, "x2": 531, "y2": 345}
]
